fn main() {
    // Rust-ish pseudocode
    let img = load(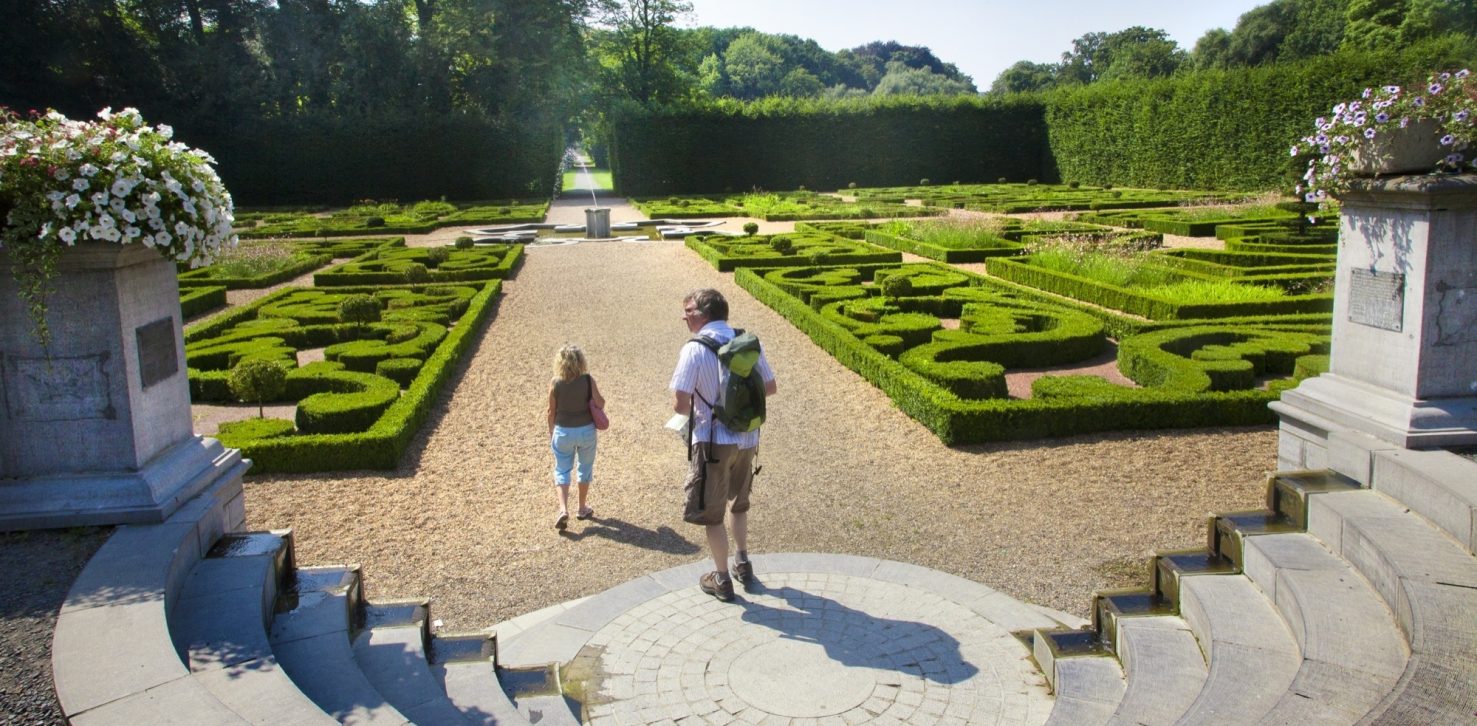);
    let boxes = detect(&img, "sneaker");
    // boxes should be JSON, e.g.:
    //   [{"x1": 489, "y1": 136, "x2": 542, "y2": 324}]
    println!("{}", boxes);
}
[
  {"x1": 732, "y1": 557, "x2": 753, "y2": 586},
  {"x1": 699, "y1": 571, "x2": 734, "y2": 602}
]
